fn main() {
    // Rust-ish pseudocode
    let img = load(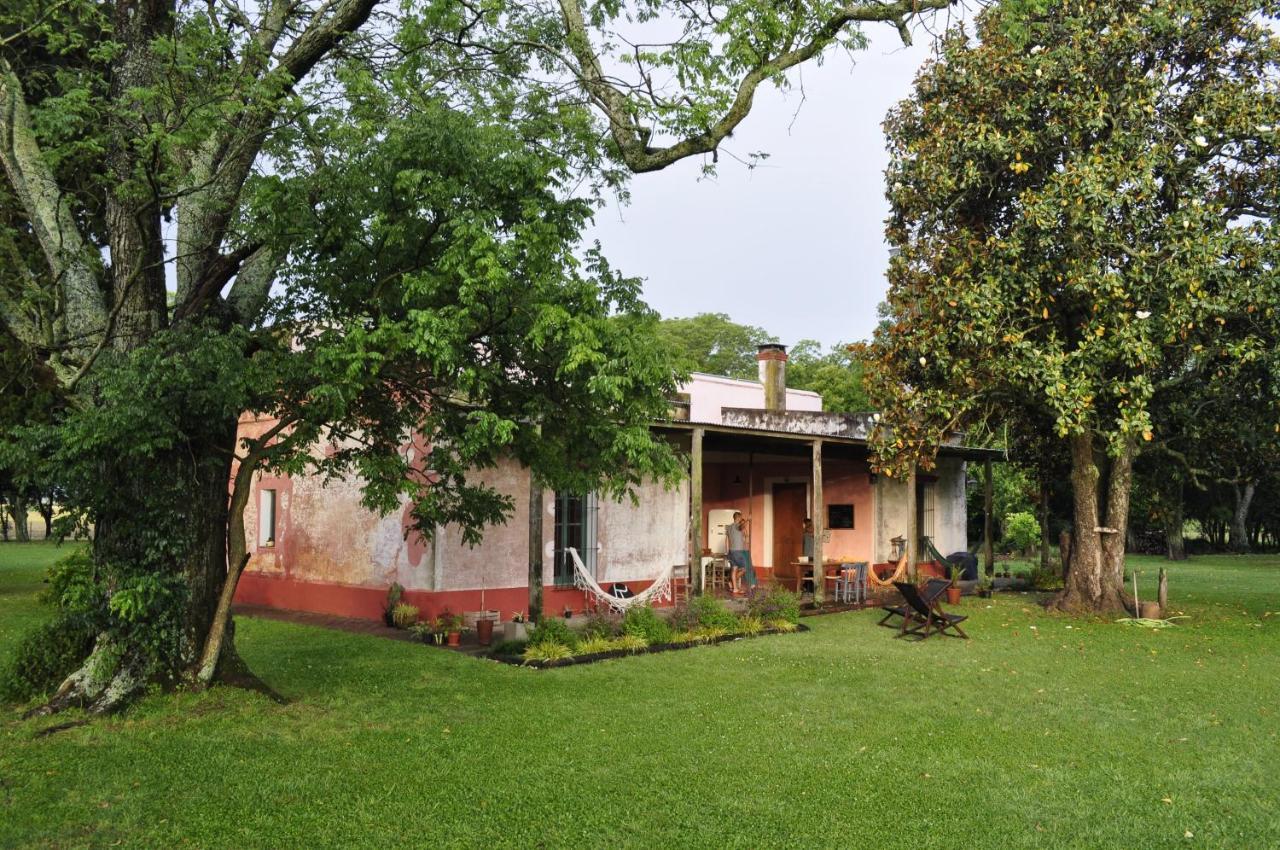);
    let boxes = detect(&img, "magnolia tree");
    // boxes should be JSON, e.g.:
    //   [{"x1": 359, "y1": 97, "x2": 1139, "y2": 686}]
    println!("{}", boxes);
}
[
  {"x1": 865, "y1": 0, "x2": 1280, "y2": 613},
  {"x1": 0, "y1": 0, "x2": 953, "y2": 712}
]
